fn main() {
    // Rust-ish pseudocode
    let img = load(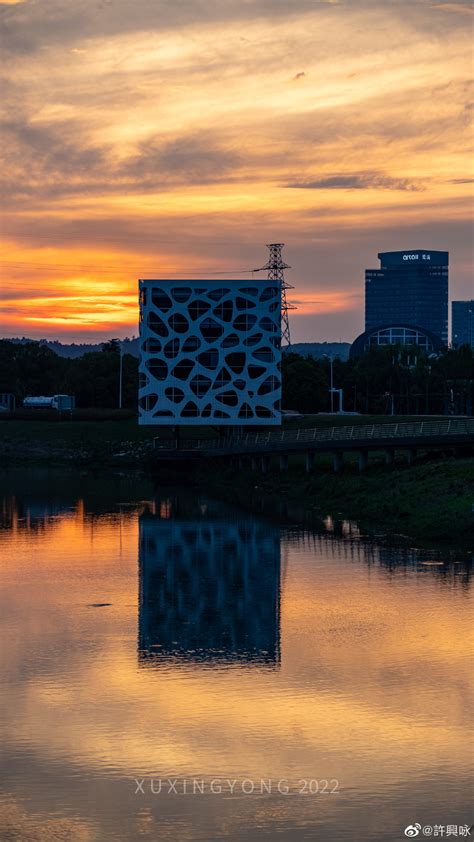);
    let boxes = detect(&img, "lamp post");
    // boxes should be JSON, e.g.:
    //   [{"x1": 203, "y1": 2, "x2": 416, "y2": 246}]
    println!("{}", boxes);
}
[
  {"x1": 118, "y1": 341, "x2": 123, "y2": 410},
  {"x1": 330, "y1": 357, "x2": 334, "y2": 413},
  {"x1": 323, "y1": 354, "x2": 335, "y2": 413}
]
